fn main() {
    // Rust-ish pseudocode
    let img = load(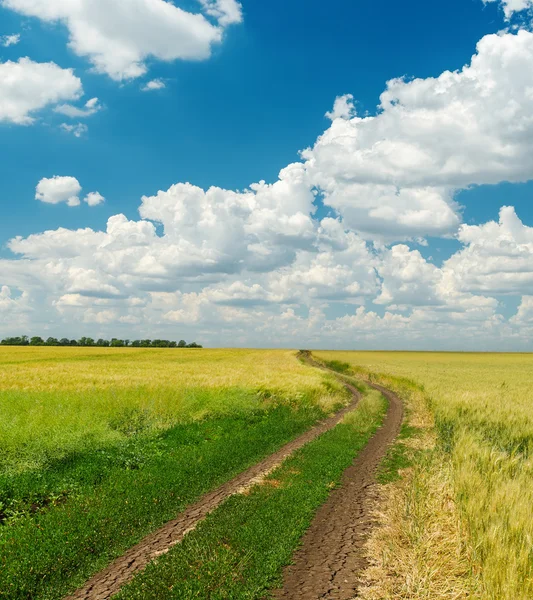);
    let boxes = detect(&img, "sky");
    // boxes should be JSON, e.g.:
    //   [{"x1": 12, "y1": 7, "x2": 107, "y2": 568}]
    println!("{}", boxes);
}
[{"x1": 1, "y1": 0, "x2": 533, "y2": 350}]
